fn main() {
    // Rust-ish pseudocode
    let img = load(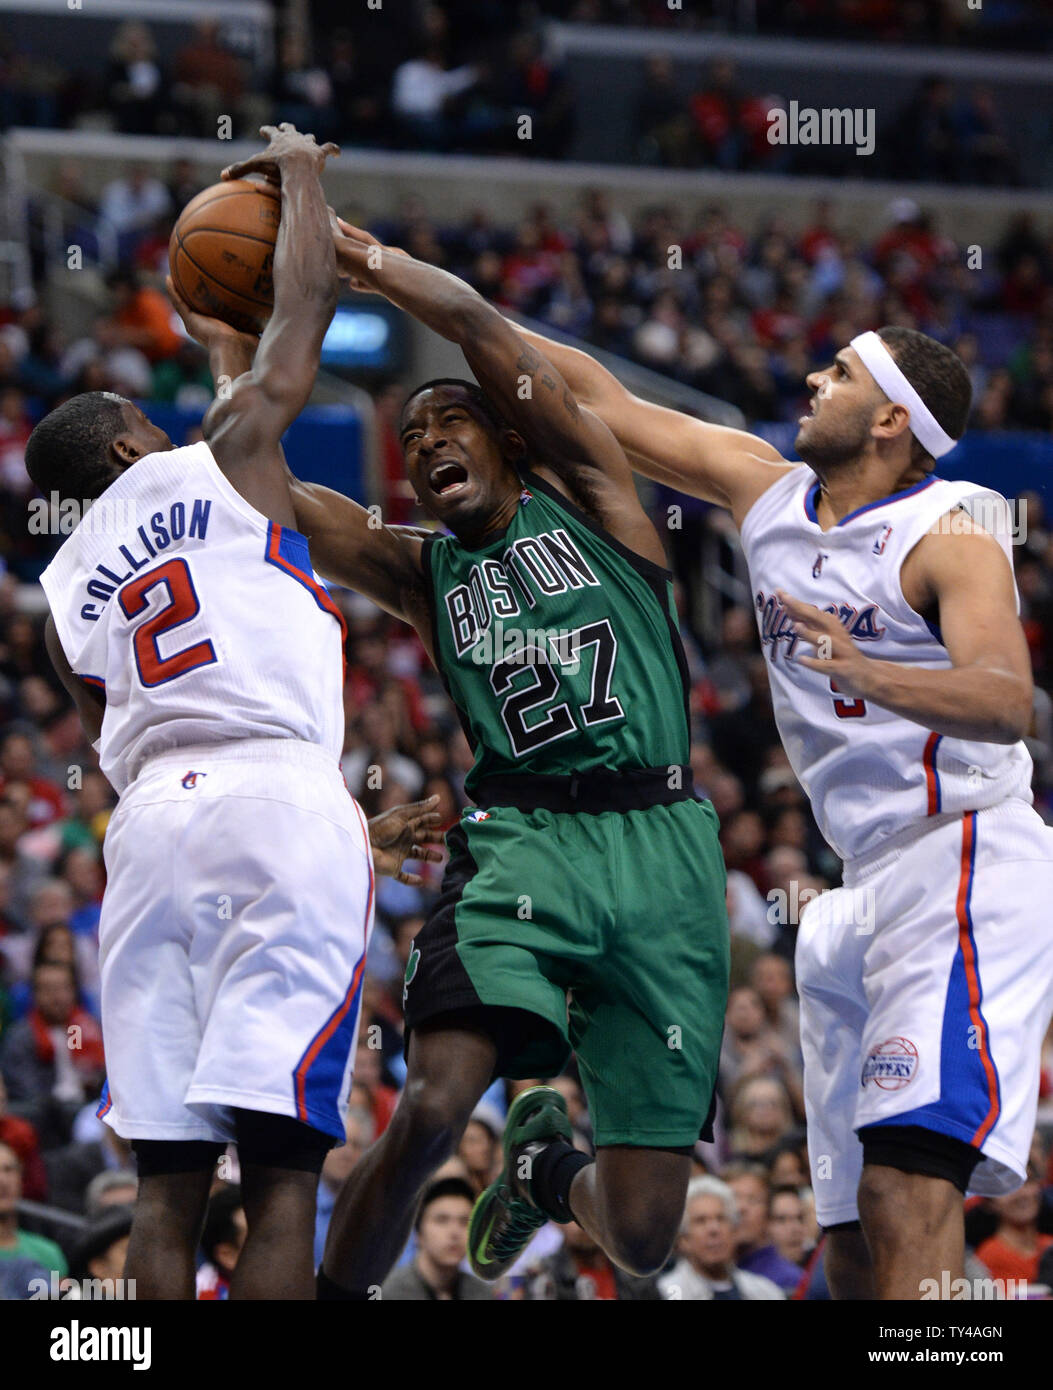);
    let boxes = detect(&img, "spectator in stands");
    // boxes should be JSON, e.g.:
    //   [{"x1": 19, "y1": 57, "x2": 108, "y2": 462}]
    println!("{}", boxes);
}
[
  {"x1": 457, "y1": 1111, "x2": 500, "y2": 1195},
  {"x1": 0, "y1": 731, "x2": 65, "y2": 828},
  {"x1": 0, "y1": 958, "x2": 104, "y2": 1145},
  {"x1": 84, "y1": 1168, "x2": 136, "y2": 1217},
  {"x1": 173, "y1": 19, "x2": 246, "y2": 138},
  {"x1": 526, "y1": 1219, "x2": 660, "y2": 1299},
  {"x1": 106, "y1": 22, "x2": 166, "y2": 136},
  {"x1": 726, "y1": 1076, "x2": 796, "y2": 1161},
  {"x1": 723, "y1": 1163, "x2": 803, "y2": 1293},
  {"x1": 0, "y1": 1072, "x2": 46, "y2": 1201},
  {"x1": 196, "y1": 1185, "x2": 247, "y2": 1300},
  {"x1": 41, "y1": 1113, "x2": 133, "y2": 1216},
  {"x1": 0, "y1": 1139, "x2": 66, "y2": 1298},
  {"x1": 390, "y1": 25, "x2": 481, "y2": 151},
  {"x1": 975, "y1": 1165, "x2": 1053, "y2": 1288},
  {"x1": 658, "y1": 1176, "x2": 784, "y2": 1300},
  {"x1": 381, "y1": 1177, "x2": 492, "y2": 1300},
  {"x1": 636, "y1": 54, "x2": 691, "y2": 166},
  {"x1": 326, "y1": 28, "x2": 389, "y2": 147},
  {"x1": 271, "y1": 30, "x2": 340, "y2": 147},
  {"x1": 98, "y1": 165, "x2": 171, "y2": 245},
  {"x1": 768, "y1": 1183, "x2": 812, "y2": 1269},
  {"x1": 104, "y1": 268, "x2": 182, "y2": 366},
  {"x1": 68, "y1": 1204, "x2": 133, "y2": 1291}
]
